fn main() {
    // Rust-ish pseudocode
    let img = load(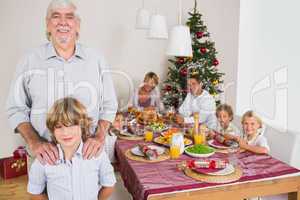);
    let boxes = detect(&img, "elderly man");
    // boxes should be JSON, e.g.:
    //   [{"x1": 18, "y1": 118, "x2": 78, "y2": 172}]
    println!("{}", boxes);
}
[{"x1": 6, "y1": 0, "x2": 117, "y2": 165}]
